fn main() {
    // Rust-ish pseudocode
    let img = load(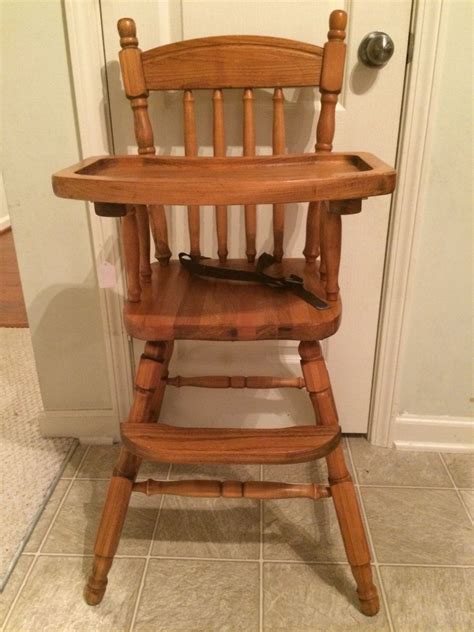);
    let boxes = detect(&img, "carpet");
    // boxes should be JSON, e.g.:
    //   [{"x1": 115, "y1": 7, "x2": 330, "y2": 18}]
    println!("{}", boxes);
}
[{"x1": 0, "y1": 328, "x2": 75, "y2": 590}]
